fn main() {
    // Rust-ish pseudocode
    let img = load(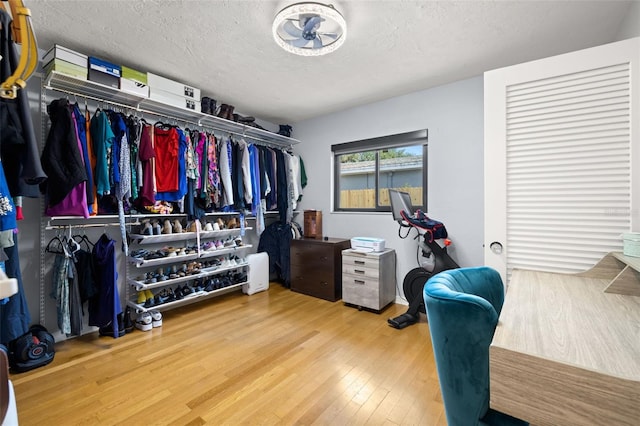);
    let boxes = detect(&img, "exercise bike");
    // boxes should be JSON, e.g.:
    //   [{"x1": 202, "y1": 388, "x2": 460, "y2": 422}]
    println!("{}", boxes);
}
[{"x1": 387, "y1": 190, "x2": 459, "y2": 329}]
